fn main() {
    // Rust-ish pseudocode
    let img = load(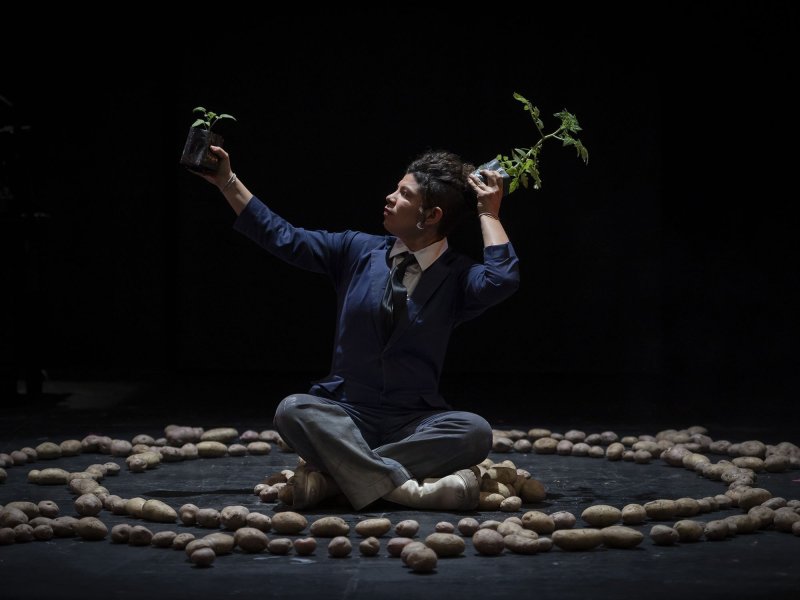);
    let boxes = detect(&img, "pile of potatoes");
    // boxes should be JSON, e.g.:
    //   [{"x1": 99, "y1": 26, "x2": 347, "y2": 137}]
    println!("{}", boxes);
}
[{"x1": 2, "y1": 422, "x2": 800, "y2": 573}]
